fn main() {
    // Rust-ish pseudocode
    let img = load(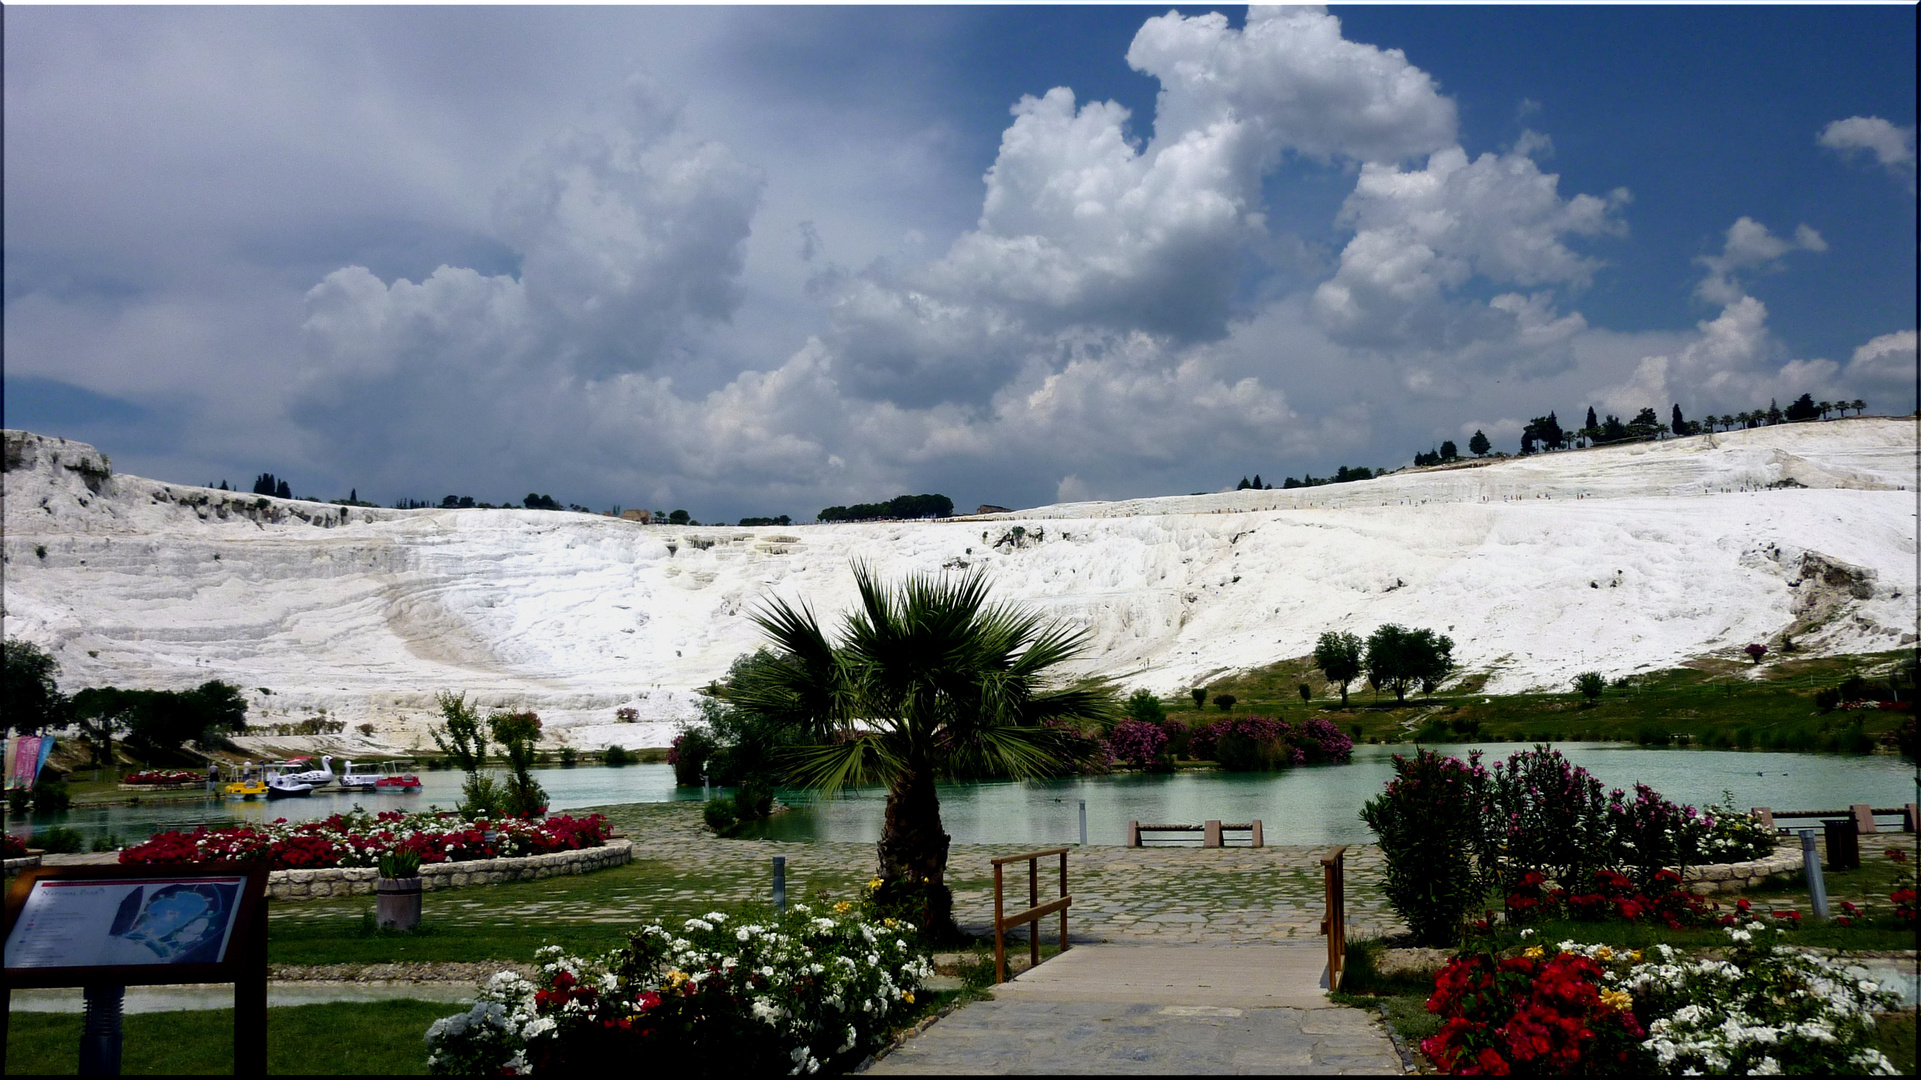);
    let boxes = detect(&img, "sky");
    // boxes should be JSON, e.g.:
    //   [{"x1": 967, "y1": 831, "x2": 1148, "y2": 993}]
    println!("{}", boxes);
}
[{"x1": 5, "y1": 5, "x2": 1915, "y2": 522}]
